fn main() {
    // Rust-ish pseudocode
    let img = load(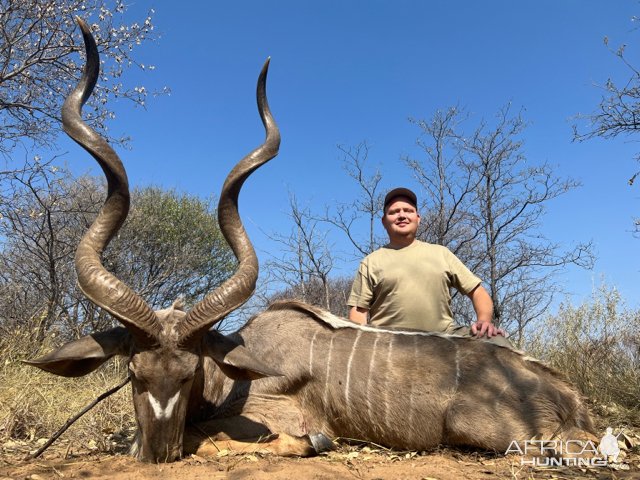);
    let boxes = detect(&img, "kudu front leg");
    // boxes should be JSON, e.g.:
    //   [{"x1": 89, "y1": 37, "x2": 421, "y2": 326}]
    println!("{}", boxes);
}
[{"x1": 183, "y1": 416, "x2": 324, "y2": 457}]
